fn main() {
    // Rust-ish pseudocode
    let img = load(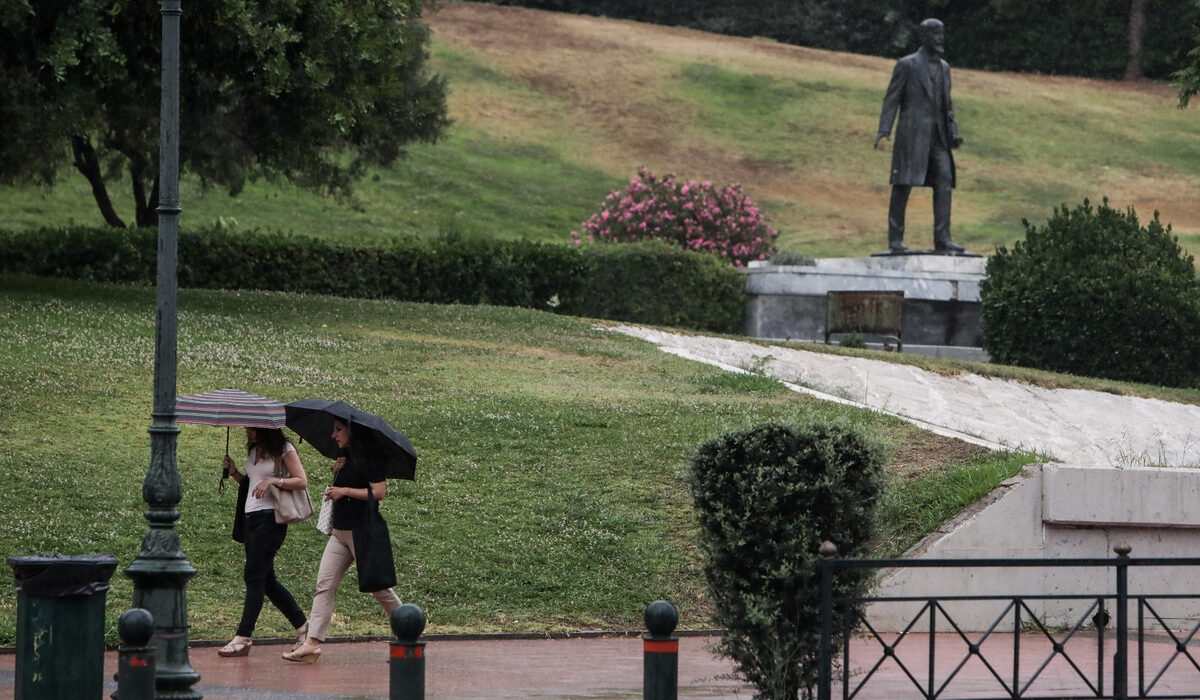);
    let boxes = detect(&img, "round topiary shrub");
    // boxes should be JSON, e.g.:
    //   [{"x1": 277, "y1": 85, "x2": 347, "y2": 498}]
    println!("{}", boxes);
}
[
  {"x1": 687, "y1": 422, "x2": 884, "y2": 700},
  {"x1": 981, "y1": 199, "x2": 1200, "y2": 388},
  {"x1": 571, "y1": 167, "x2": 779, "y2": 267}
]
